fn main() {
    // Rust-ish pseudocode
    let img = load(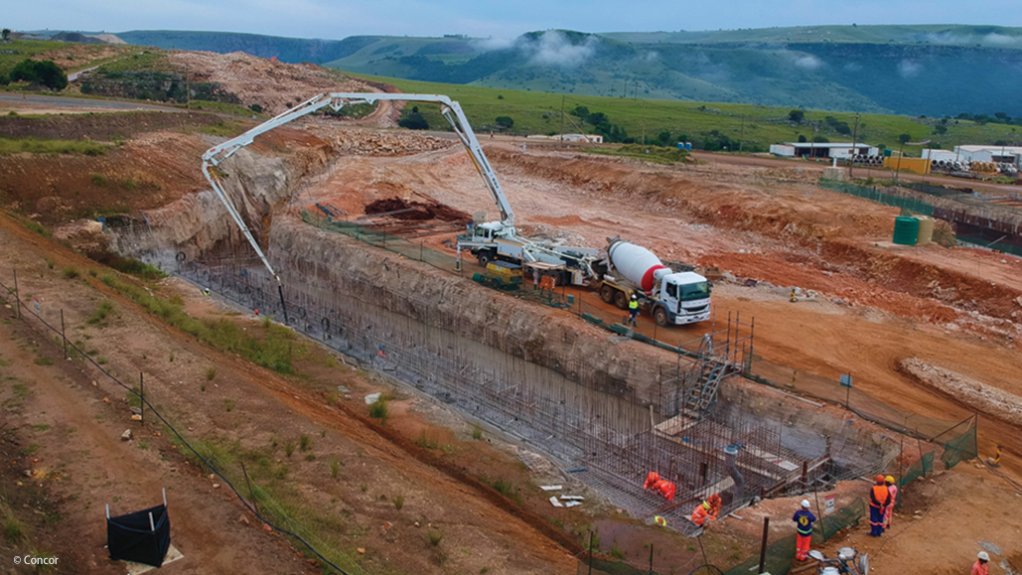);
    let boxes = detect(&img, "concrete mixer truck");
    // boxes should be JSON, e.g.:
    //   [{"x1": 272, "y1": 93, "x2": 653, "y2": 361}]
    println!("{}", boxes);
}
[{"x1": 596, "y1": 239, "x2": 711, "y2": 326}]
